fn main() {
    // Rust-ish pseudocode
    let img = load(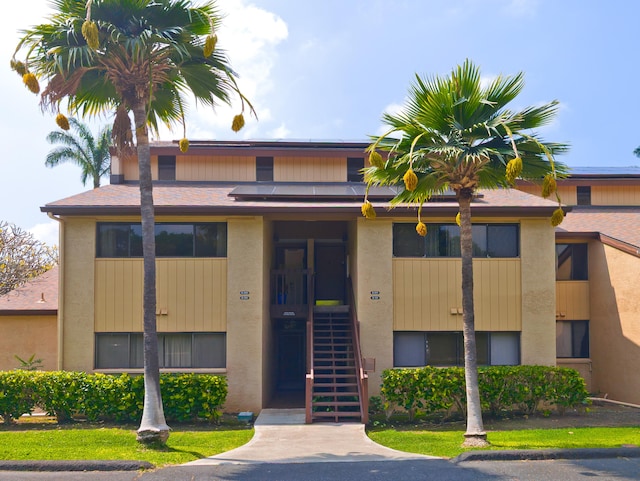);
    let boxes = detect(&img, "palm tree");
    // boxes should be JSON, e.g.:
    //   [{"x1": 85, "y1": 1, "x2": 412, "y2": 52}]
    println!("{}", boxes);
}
[
  {"x1": 14, "y1": 0, "x2": 253, "y2": 445},
  {"x1": 46, "y1": 118, "x2": 111, "y2": 188},
  {"x1": 363, "y1": 60, "x2": 568, "y2": 447}
]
